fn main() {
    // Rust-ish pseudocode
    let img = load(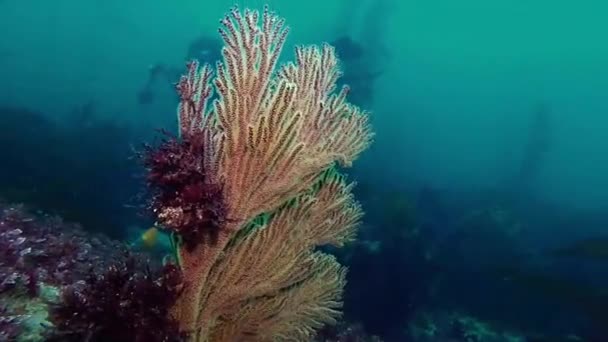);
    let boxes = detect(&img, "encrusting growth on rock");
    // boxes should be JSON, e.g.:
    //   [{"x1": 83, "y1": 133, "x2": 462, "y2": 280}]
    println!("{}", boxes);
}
[{"x1": 144, "y1": 5, "x2": 373, "y2": 341}]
